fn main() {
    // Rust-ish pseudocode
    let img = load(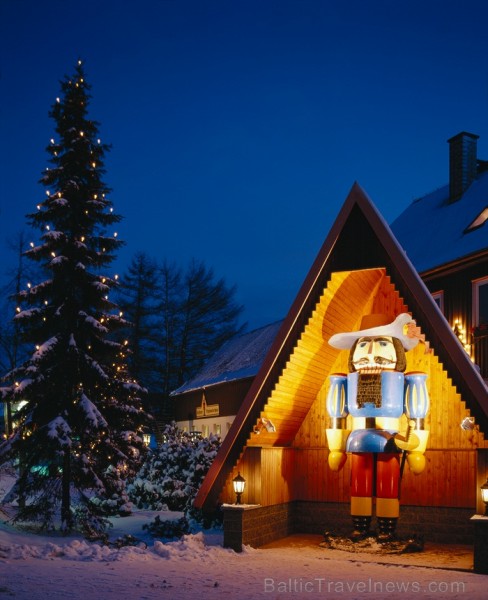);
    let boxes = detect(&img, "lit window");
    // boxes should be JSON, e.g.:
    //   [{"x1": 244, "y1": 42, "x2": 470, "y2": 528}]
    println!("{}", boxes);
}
[
  {"x1": 465, "y1": 207, "x2": 488, "y2": 232},
  {"x1": 473, "y1": 277, "x2": 488, "y2": 328},
  {"x1": 432, "y1": 291, "x2": 444, "y2": 313}
]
